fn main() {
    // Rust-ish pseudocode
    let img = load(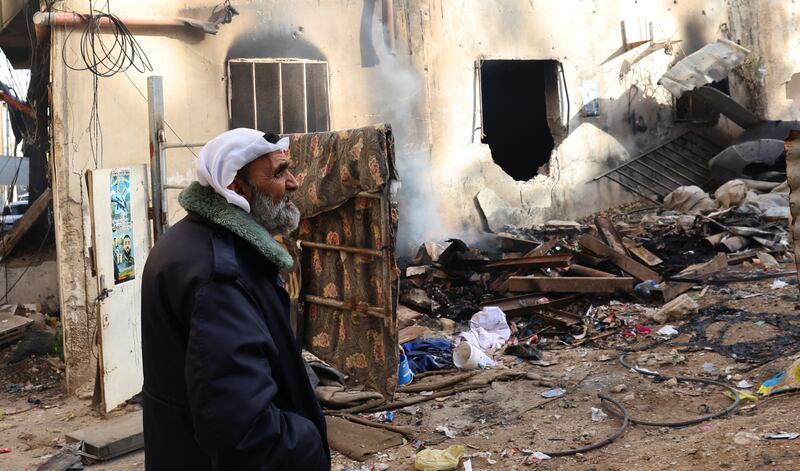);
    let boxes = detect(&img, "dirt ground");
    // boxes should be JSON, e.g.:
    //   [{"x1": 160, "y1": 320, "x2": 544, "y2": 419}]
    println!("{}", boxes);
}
[{"x1": 2, "y1": 266, "x2": 800, "y2": 470}]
